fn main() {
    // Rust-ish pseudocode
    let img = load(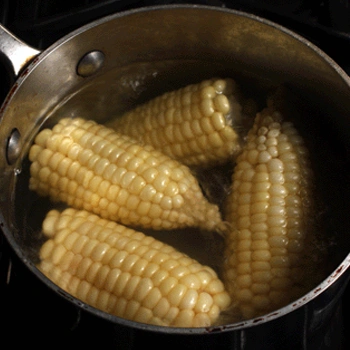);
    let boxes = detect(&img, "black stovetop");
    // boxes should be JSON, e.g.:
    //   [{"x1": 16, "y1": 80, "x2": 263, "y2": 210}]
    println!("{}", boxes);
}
[{"x1": 1, "y1": 1, "x2": 350, "y2": 349}]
